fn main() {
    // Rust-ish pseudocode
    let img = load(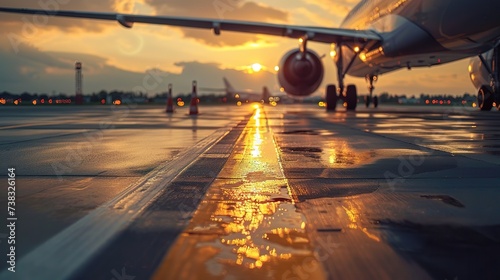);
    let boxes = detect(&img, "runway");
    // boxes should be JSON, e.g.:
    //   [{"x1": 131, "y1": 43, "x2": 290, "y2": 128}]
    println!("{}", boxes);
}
[{"x1": 1, "y1": 103, "x2": 499, "y2": 279}]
